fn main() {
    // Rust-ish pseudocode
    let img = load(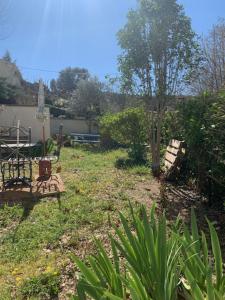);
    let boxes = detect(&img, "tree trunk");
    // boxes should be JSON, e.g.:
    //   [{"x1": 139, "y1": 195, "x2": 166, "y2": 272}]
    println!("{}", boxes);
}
[{"x1": 150, "y1": 109, "x2": 162, "y2": 177}]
